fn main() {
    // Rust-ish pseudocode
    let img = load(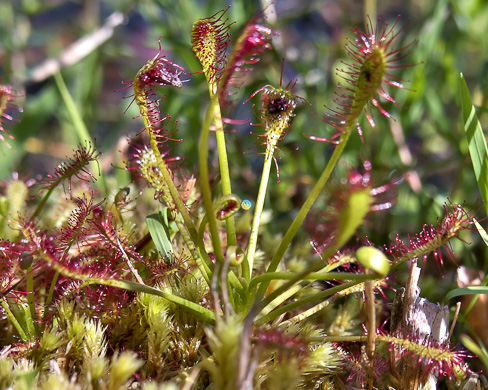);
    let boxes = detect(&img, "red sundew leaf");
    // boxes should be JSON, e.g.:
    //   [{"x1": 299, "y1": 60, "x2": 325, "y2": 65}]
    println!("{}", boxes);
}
[
  {"x1": 384, "y1": 335, "x2": 470, "y2": 381},
  {"x1": 0, "y1": 84, "x2": 23, "y2": 149},
  {"x1": 191, "y1": 8, "x2": 233, "y2": 84},
  {"x1": 87, "y1": 209, "x2": 142, "y2": 262},
  {"x1": 255, "y1": 328, "x2": 308, "y2": 361},
  {"x1": 218, "y1": 10, "x2": 276, "y2": 104},
  {"x1": 39, "y1": 142, "x2": 100, "y2": 195},
  {"x1": 0, "y1": 240, "x2": 24, "y2": 296},
  {"x1": 58, "y1": 194, "x2": 104, "y2": 255},
  {"x1": 143, "y1": 253, "x2": 194, "y2": 286},
  {"x1": 313, "y1": 16, "x2": 415, "y2": 142},
  {"x1": 137, "y1": 52, "x2": 186, "y2": 89},
  {"x1": 386, "y1": 201, "x2": 473, "y2": 269},
  {"x1": 341, "y1": 350, "x2": 388, "y2": 386}
]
